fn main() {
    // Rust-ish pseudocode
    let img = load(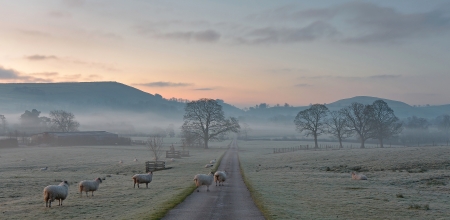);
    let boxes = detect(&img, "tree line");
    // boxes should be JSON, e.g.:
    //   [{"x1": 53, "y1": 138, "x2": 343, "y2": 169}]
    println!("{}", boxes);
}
[
  {"x1": 294, "y1": 100, "x2": 450, "y2": 148},
  {"x1": 0, "y1": 109, "x2": 80, "y2": 137}
]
